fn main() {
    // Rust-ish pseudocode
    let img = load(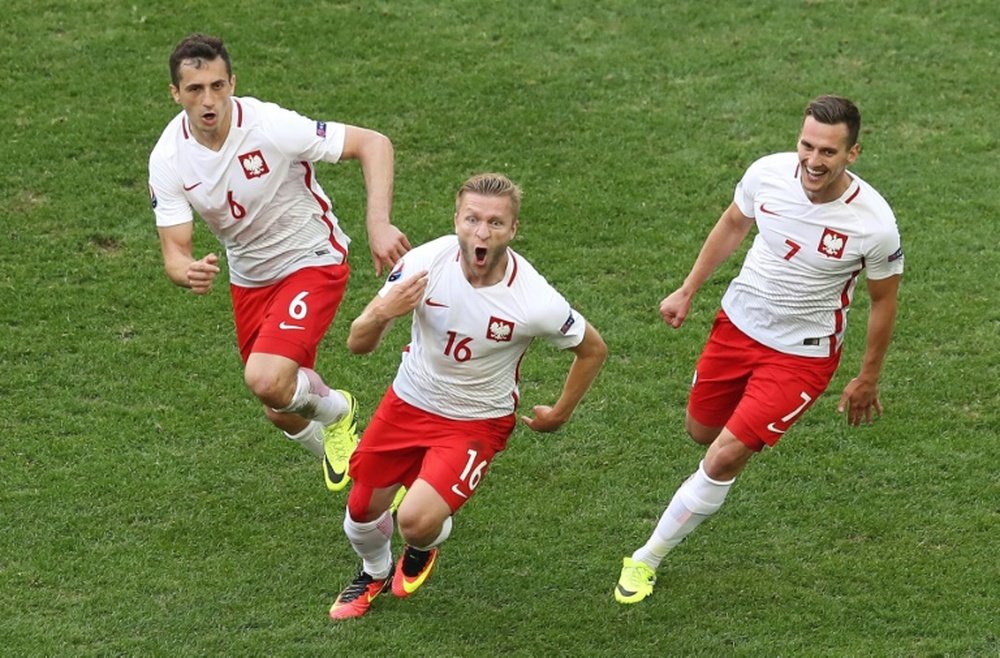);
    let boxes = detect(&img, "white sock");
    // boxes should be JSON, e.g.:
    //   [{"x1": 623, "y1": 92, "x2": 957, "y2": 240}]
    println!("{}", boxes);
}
[
  {"x1": 633, "y1": 461, "x2": 734, "y2": 570},
  {"x1": 273, "y1": 369, "x2": 348, "y2": 425},
  {"x1": 344, "y1": 508, "x2": 394, "y2": 579},
  {"x1": 411, "y1": 516, "x2": 453, "y2": 551},
  {"x1": 283, "y1": 421, "x2": 325, "y2": 459}
]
